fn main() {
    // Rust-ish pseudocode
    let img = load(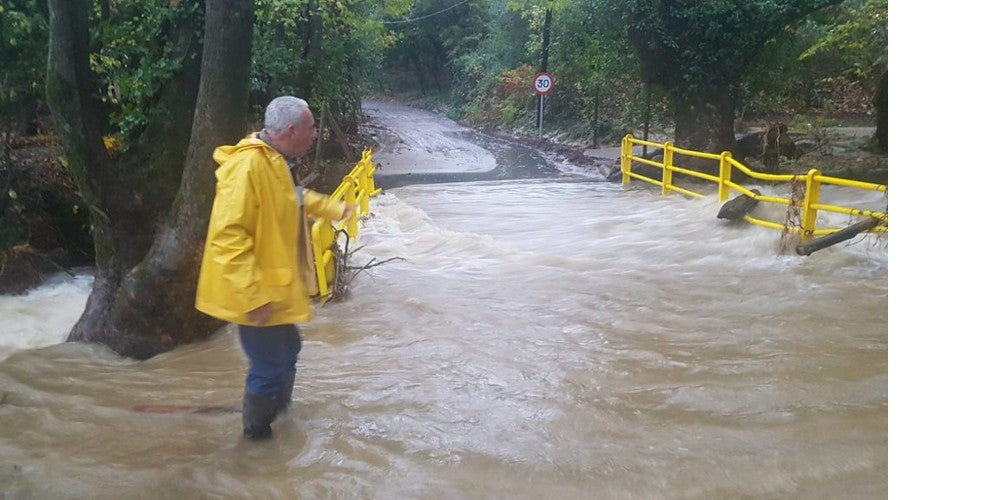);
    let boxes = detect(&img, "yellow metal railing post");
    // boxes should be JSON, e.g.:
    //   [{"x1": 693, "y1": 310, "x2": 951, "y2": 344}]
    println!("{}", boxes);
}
[
  {"x1": 800, "y1": 168, "x2": 821, "y2": 243},
  {"x1": 621, "y1": 134, "x2": 633, "y2": 186},
  {"x1": 359, "y1": 166, "x2": 371, "y2": 215},
  {"x1": 344, "y1": 176, "x2": 358, "y2": 238},
  {"x1": 662, "y1": 142, "x2": 674, "y2": 195},
  {"x1": 365, "y1": 151, "x2": 377, "y2": 198},
  {"x1": 718, "y1": 151, "x2": 732, "y2": 203},
  {"x1": 311, "y1": 222, "x2": 330, "y2": 298}
]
